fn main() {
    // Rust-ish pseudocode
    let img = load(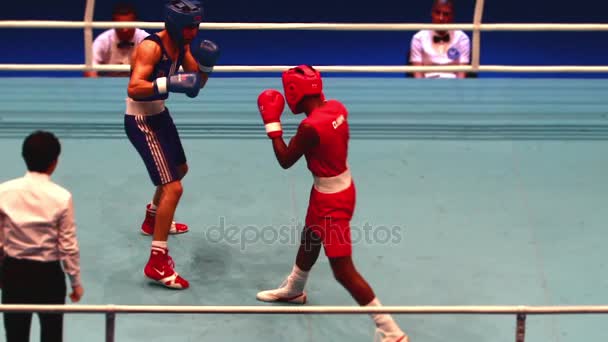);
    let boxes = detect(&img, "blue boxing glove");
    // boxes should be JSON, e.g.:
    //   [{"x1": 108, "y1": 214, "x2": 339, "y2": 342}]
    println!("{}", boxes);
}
[
  {"x1": 154, "y1": 72, "x2": 201, "y2": 98},
  {"x1": 191, "y1": 40, "x2": 220, "y2": 74}
]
